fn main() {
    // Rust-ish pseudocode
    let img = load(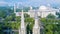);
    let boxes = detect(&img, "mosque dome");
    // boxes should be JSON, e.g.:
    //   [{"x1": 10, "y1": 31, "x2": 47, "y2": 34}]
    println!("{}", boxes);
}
[{"x1": 39, "y1": 5, "x2": 48, "y2": 10}]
